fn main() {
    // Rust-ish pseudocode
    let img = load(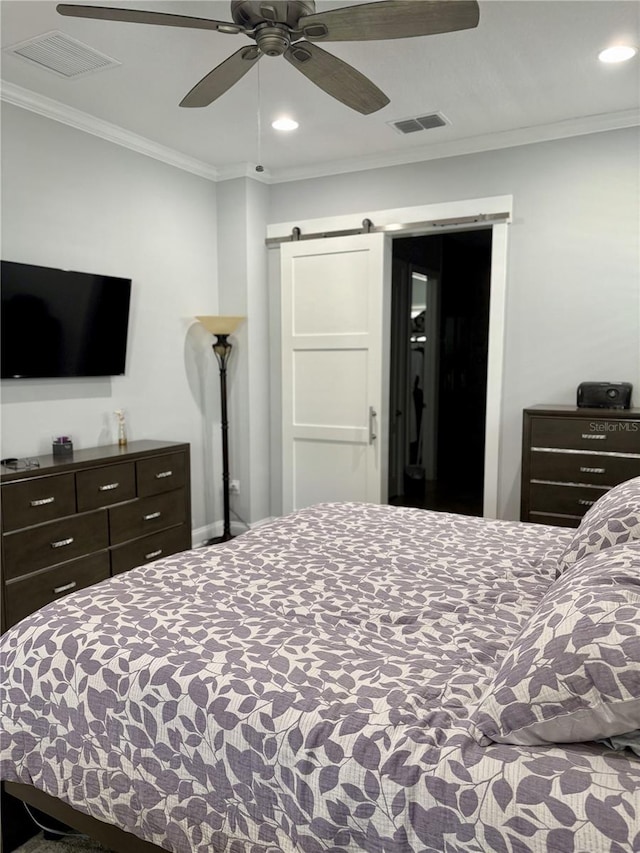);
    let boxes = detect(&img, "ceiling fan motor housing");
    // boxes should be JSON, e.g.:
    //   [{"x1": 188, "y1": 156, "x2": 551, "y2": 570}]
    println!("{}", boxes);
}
[
  {"x1": 231, "y1": 1, "x2": 316, "y2": 29},
  {"x1": 254, "y1": 25, "x2": 291, "y2": 56}
]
